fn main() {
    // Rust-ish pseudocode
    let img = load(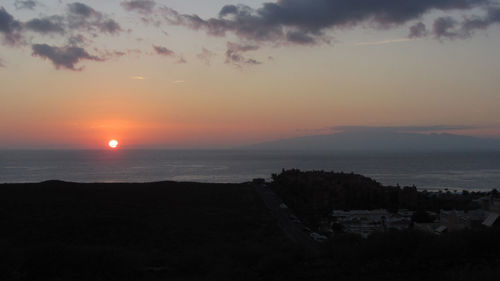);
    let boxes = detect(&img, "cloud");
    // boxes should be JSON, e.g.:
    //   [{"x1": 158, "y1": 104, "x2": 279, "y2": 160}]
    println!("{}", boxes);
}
[
  {"x1": 406, "y1": 5, "x2": 500, "y2": 40},
  {"x1": 21, "y1": 3, "x2": 121, "y2": 38},
  {"x1": 176, "y1": 56, "x2": 187, "y2": 64},
  {"x1": 131, "y1": 75, "x2": 145, "y2": 80},
  {"x1": 245, "y1": 58, "x2": 262, "y2": 65},
  {"x1": 161, "y1": 0, "x2": 490, "y2": 45},
  {"x1": 225, "y1": 41, "x2": 261, "y2": 66},
  {"x1": 0, "y1": 7, "x2": 23, "y2": 45},
  {"x1": 0, "y1": 57, "x2": 4, "y2": 67},
  {"x1": 196, "y1": 48, "x2": 216, "y2": 65},
  {"x1": 67, "y1": 34, "x2": 88, "y2": 45},
  {"x1": 15, "y1": 0, "x2": 37, "y2": 10},
  {"x1": 25, "y1": 16, "x2": 65, "y2": 34},
  {"x1": 68, "y1": 2, "x2": 95, "y2": 17},
  {"x1": 332, "y1": 125, "x2": 477, "y2": 133},
  {"x1": 0, "y1": 3, "x2": 131, "y2": 71},
  {"x1": 152, "y1": 45, "x2": 186, "y2": 63},
  {"x1": 433, "y1": 16, "x2": 460, "y2": 39},
  {"x1": 459, "y1": 5, "x2": 500, "y2": 36},
  {"x1": 122, "y1": 0, "x2": 161, "y2": 25},
  {"x1": 95, "y1": 49, "x2": 128, "y2": 60},
  {"x1": 409, "y1": 22, "x2": 428, "y2": 38},
  {"x1": 66, "y1": 2, "x2": 122, "y2": 35},
  {"x1": 32, "y1": 43, "x2": 102, "y2": 70},
  {"x1": 355, "y1": 38, "x2": 412, "y2": 46},
  {"x1": 98, "y1": 19, "x2": 122, "y2": 34},
  {"x1": 286, "y1": 30, "x2": 318, "y2": 45},
  {"x1": 121, "y1": 0, "x2": 156, "y2": 14},
  {"x1": 153, "y1": 45, "x2": 174, "y2": 56}
]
